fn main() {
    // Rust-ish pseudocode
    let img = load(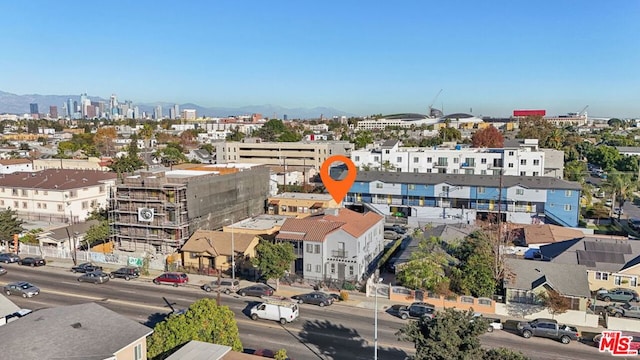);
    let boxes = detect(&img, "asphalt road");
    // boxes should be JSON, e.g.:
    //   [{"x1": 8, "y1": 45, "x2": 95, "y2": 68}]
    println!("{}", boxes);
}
[{"x1": 0, "y1": 264, "x2": 616, "y2": 360}]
